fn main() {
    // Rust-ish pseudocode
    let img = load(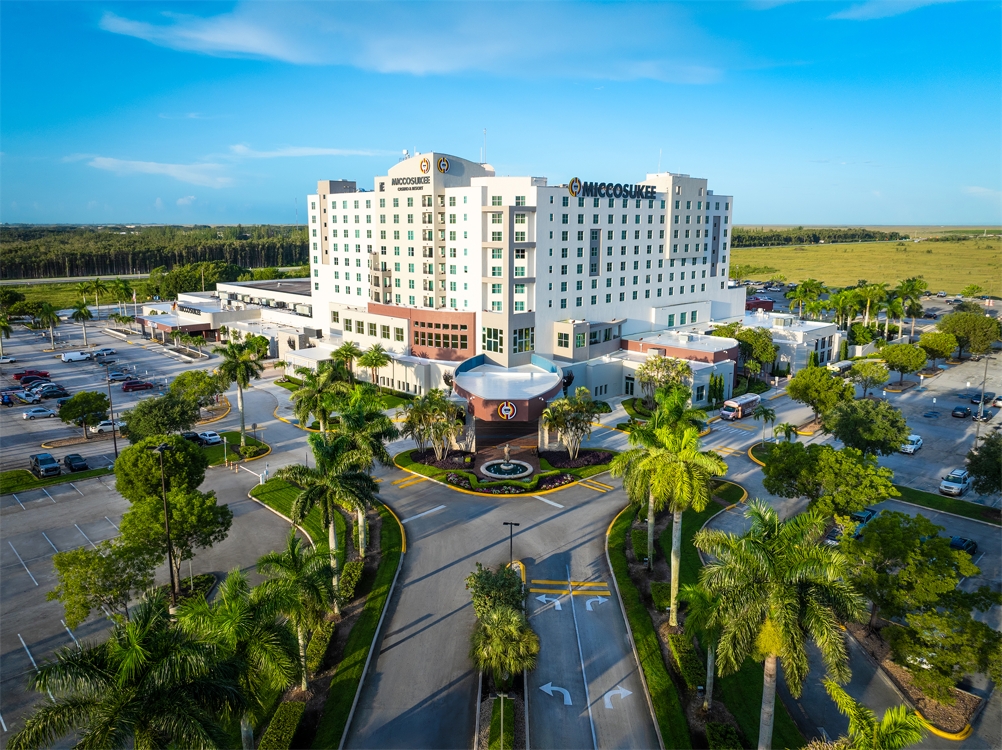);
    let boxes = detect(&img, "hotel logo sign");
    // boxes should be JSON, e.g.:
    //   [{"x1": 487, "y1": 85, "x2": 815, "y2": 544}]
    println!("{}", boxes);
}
[
  {"x1": 437, "y1": 157, "x2": 450, "y2": 173},
  {"x1": 497, "y1": 401, "x2": 517, "y2": 420},
  {"x1": 420, "y1": 158, "x2": 431, "y2": 174},
  {"x1": 569, "y1": 178, "x2": 655, "y2": 200}
]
